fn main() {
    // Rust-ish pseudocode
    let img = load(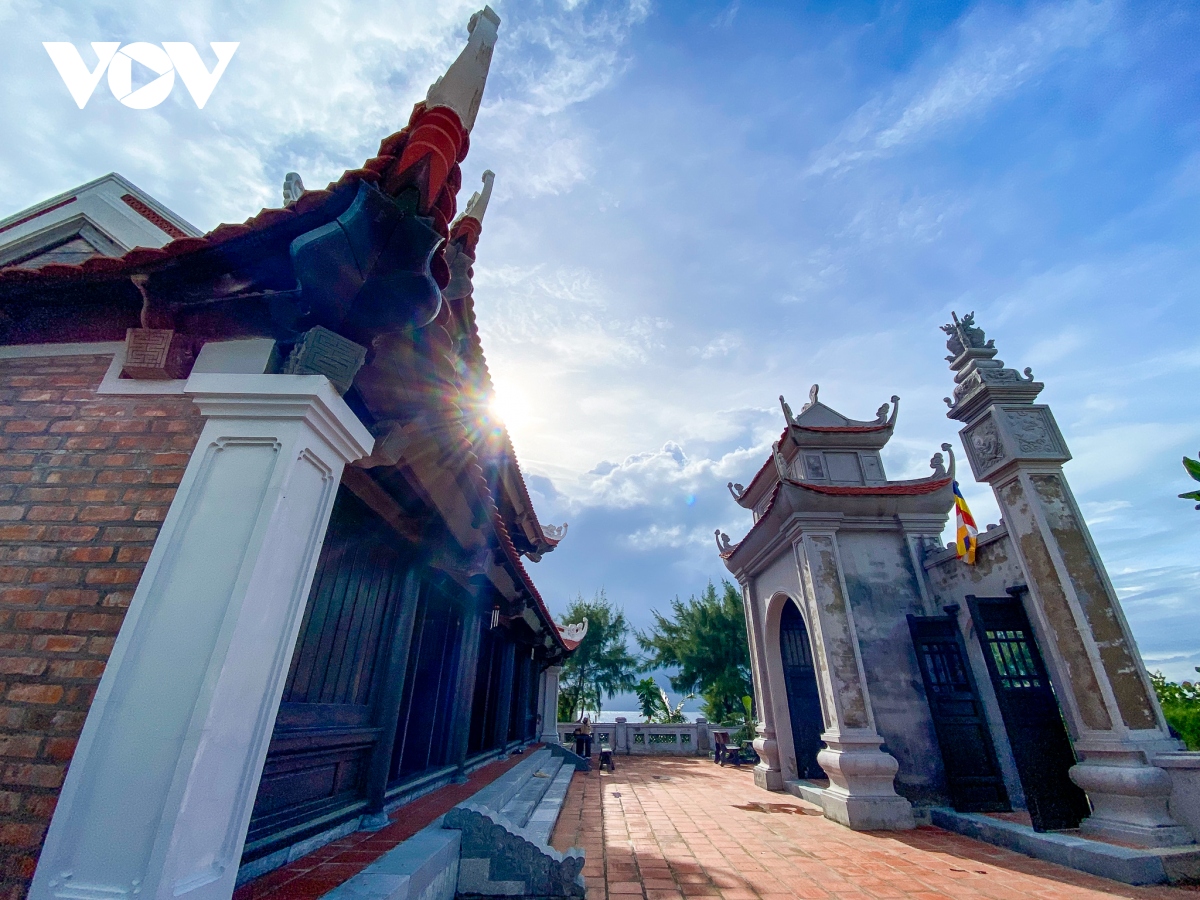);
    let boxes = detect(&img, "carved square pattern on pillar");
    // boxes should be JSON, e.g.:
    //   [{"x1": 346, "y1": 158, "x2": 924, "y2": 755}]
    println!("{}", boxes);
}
[
  {"x1": 963, "y1": 415, "x2": 1008, "y2": 479},
  {"x1": 1005, "y1": 408, "x2": 1066, "y2": 456}
]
